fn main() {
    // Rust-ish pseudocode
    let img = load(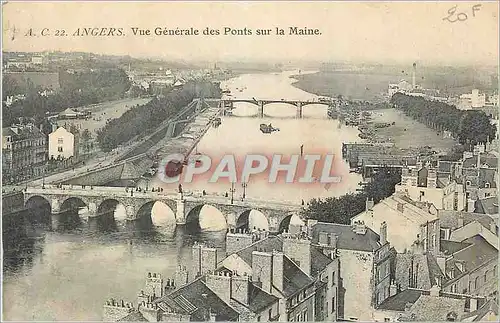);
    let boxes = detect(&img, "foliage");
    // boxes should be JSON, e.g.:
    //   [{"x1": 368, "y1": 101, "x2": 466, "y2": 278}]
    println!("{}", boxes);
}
[
  {"x1": 302, "y1": 167, "x2": 402, "y2": 224},
  {"x1": 2, "y1": 68, "x2": 131, "y2": 127},
  {"x1": 96, "y1": 81, "x2": 221, "y2": 152},
  {"x1": 391, "y1": 93, "x2": 496, "y2": 149}
]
